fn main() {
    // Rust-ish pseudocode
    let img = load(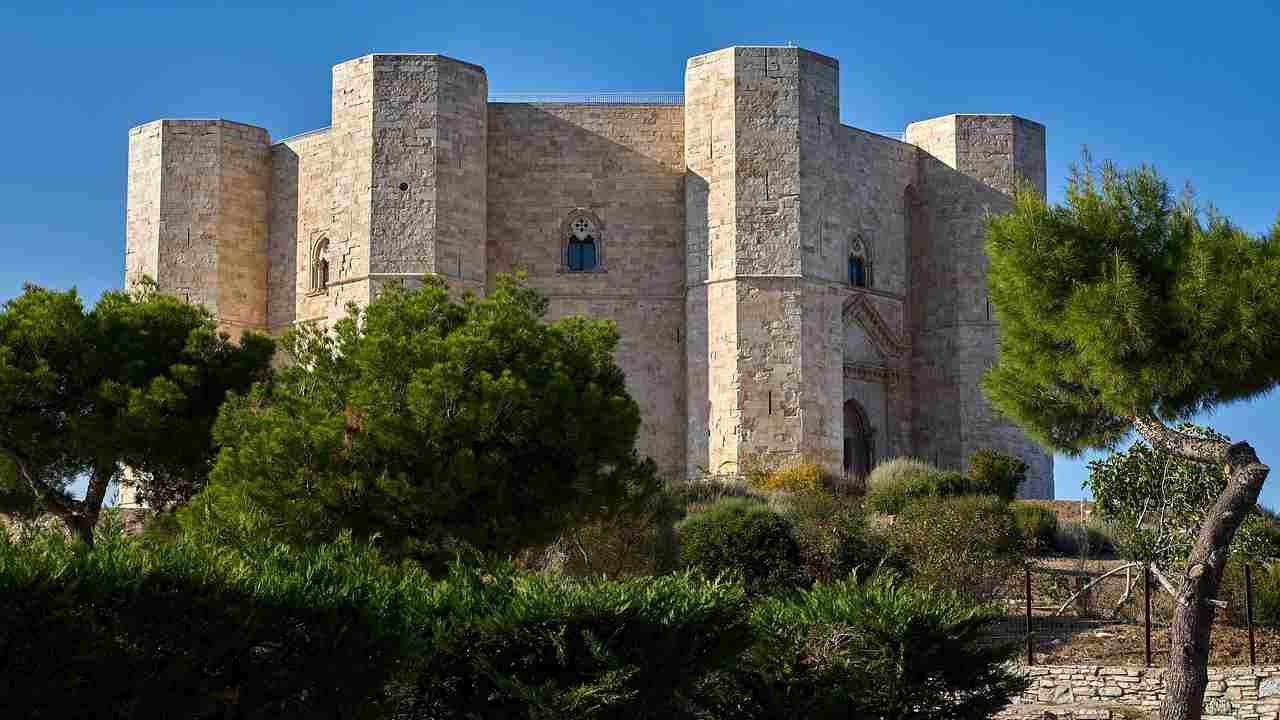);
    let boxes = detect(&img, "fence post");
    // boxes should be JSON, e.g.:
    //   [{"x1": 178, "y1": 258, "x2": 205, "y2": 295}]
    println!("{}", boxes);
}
[
  {"x1": 1025, "y1": 567, "x2": 1033, "y2": 666},
  {"x1": 1246, "y1": 563, "x2": 1257, "y2": 666},
  {"x1": 1143, "y1": 564, "x2": 1153, "y2": 668}
]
